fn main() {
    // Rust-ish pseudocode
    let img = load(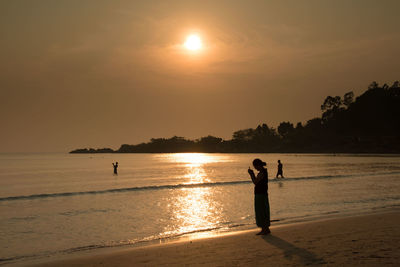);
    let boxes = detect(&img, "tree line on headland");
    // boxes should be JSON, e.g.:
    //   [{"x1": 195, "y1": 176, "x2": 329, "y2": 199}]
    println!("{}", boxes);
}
[{"x1": 71, "y1": 81, "x2": 400, "y2": 154}]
